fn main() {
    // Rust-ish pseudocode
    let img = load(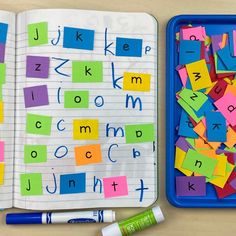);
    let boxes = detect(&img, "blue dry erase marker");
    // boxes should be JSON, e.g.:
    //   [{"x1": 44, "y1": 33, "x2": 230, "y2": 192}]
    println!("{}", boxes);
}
[{"x1": 6, "y1": 210, "x2": 115, "y2": 224}]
